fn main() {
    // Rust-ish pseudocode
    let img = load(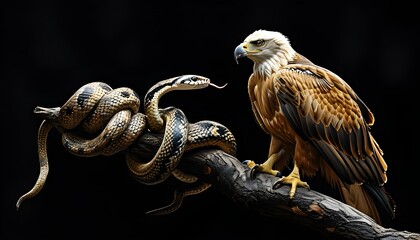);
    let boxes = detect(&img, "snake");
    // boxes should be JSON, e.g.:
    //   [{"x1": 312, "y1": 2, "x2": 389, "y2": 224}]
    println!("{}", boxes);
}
[{"x1": 16, "y1": 75, "x2": 237, "y2": 215}]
